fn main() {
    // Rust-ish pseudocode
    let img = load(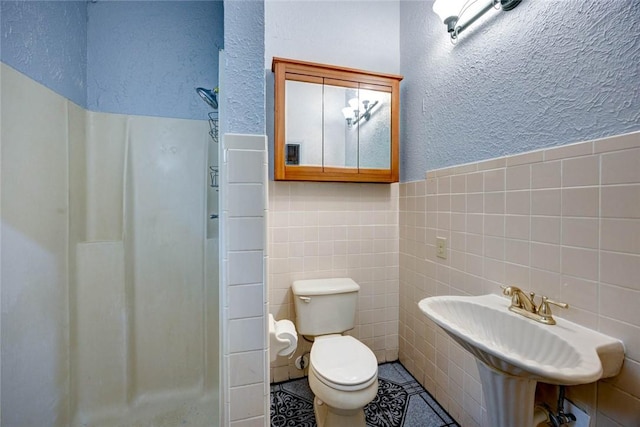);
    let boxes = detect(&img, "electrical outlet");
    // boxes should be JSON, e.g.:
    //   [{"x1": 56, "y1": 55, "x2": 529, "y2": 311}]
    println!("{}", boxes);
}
[
  {"x1": 436, "y1": 237, "x2": 447, "y2": 259},
  {"x1": 564, "y1": 399, "x2": 590, "y2": 427}
]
